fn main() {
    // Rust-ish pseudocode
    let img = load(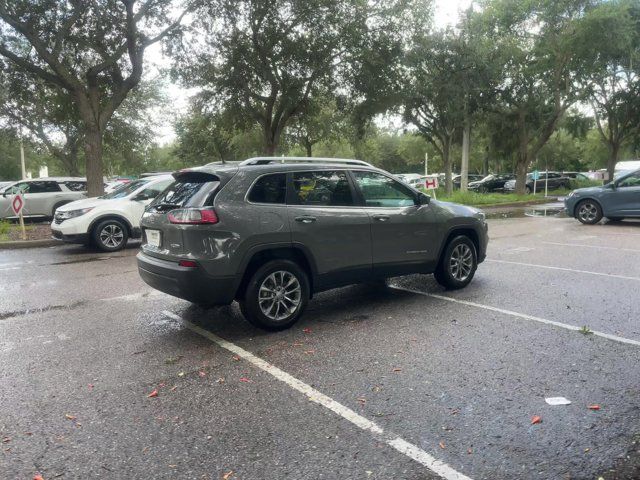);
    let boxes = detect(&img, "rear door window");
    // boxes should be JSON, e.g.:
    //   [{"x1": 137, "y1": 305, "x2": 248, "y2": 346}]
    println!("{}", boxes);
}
[
  {"x1": 64, "y1": 181, "x2": 87, "y2": 191},
  {"x1": 25, "y1": 181, "x2": 62, "y2": 193},
  {"x1": 248, "y1": 174, "x2": 286, "y2": 204},
  {"x1": 291, "y1": 171, "x2": 354, "y2": 207}
]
